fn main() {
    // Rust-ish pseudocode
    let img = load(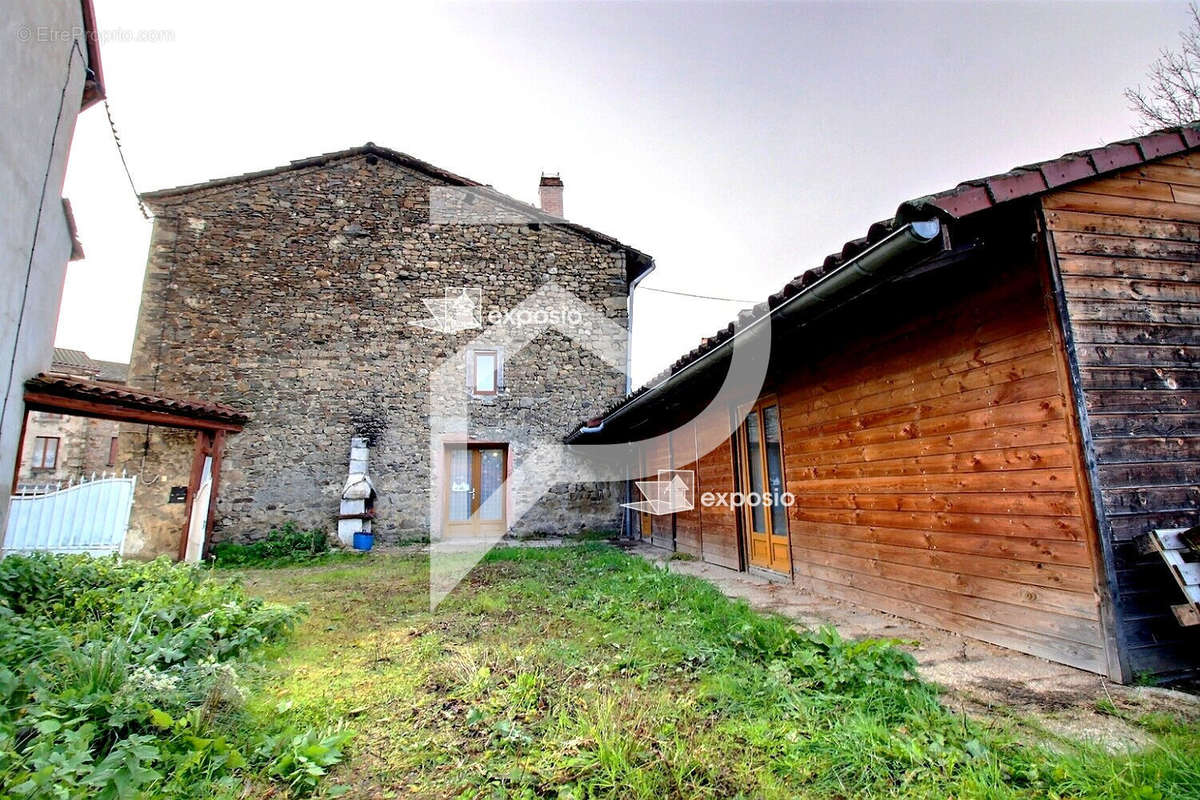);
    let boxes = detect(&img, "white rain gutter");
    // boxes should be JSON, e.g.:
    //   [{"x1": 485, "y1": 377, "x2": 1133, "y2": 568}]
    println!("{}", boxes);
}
[
  {"x1": 571, "y1": 219, "x2": 941, "y2": 439},
  {"x1": 624, "y1": 259, "x2": 657, "y2": 394}
]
